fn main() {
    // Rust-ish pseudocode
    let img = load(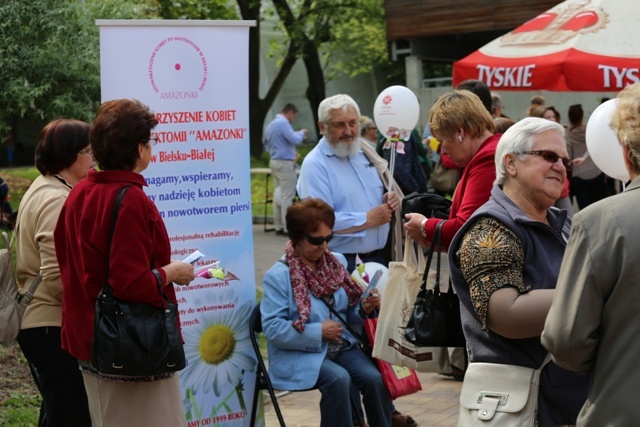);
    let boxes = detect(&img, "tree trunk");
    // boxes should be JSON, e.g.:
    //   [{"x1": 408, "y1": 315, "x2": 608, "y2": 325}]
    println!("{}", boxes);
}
[
  {"x1": 301, "y1": 40, "x2": 326, "y2": 139},
  {"x1": 247, "y1": 24, "x2": 266, "y2": 159},
  {"x1": 239, "y1": 0, "x2": 300, "y2": 158}
]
